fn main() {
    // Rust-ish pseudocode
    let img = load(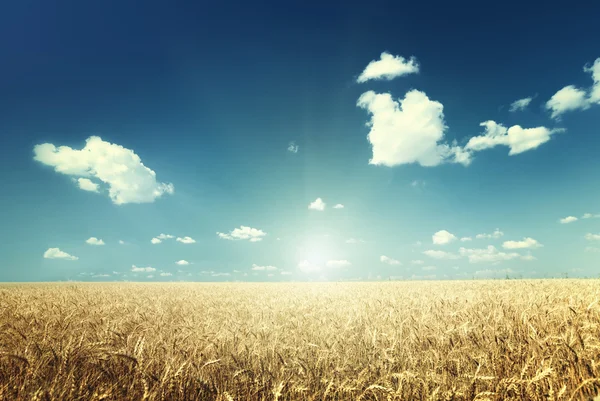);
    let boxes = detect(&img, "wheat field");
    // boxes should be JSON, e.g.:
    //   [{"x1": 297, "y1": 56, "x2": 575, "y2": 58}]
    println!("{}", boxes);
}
[{"x1": 1, "y1": 280, "x2": 599, "y2": 400}]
